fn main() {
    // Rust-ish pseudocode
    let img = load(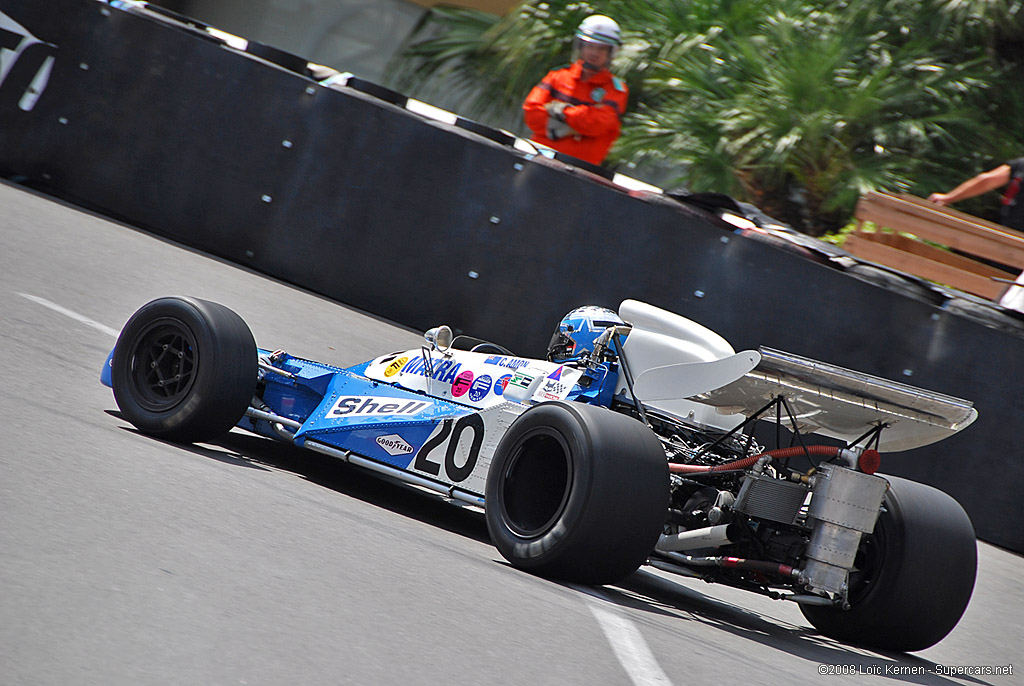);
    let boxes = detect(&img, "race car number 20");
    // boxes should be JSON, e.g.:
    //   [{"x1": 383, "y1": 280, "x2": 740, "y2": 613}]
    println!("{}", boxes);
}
[{"x1": 414, "y1": 415, "x2": 484, "y2": 483}]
